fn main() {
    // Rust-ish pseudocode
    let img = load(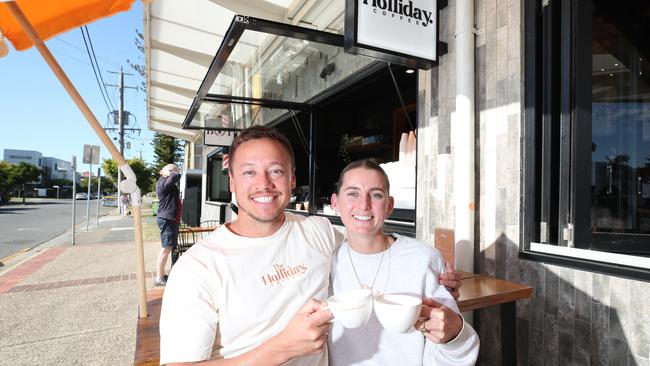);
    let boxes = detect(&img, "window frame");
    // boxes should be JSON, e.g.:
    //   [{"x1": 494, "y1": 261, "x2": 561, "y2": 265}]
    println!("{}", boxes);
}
[{"x1": 521, "y1": 0, "x2": 650, "y2": 281}]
